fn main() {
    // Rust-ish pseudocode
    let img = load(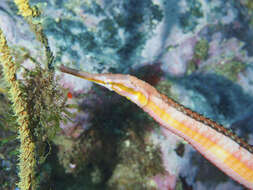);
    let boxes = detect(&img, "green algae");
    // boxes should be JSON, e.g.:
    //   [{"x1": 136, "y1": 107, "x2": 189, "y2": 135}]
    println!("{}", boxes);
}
[
  {"x1": 0, "y1": 129, "x2": 19, "y2": 189},
  {"x1": 214, "y1": 60, "x2": 246, "y2": 81},
  {"x1": 186, "y1": 59, "x2": 198, "y2": 75},
  {"x1": 203, "y1": 60, "x2": 246, "y2": 82},
  {"x1": 186, "y1": 38, "x2": 209, "y2": 75},
  {"x1": 194, "y1": 39, "x2": 209, "y2": 61},
  {"x1": 245, "y1": 0, "x2": 253, "y2": 11},
  {"x1": 244, "y1": 0, "x2": 253, "y2": 28}
]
